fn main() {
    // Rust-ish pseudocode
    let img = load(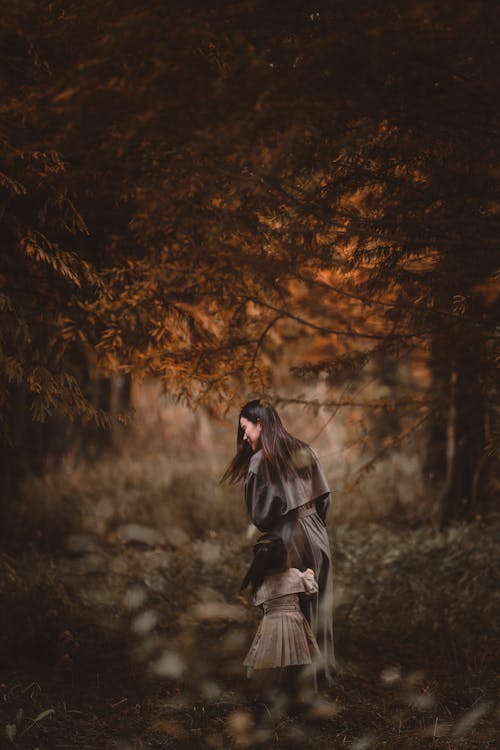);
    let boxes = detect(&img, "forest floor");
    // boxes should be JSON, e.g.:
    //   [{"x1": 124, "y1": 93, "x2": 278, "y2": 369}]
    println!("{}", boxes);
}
[{"x1": 1, "y1": 508, "x2": 499, "y2": 749}]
